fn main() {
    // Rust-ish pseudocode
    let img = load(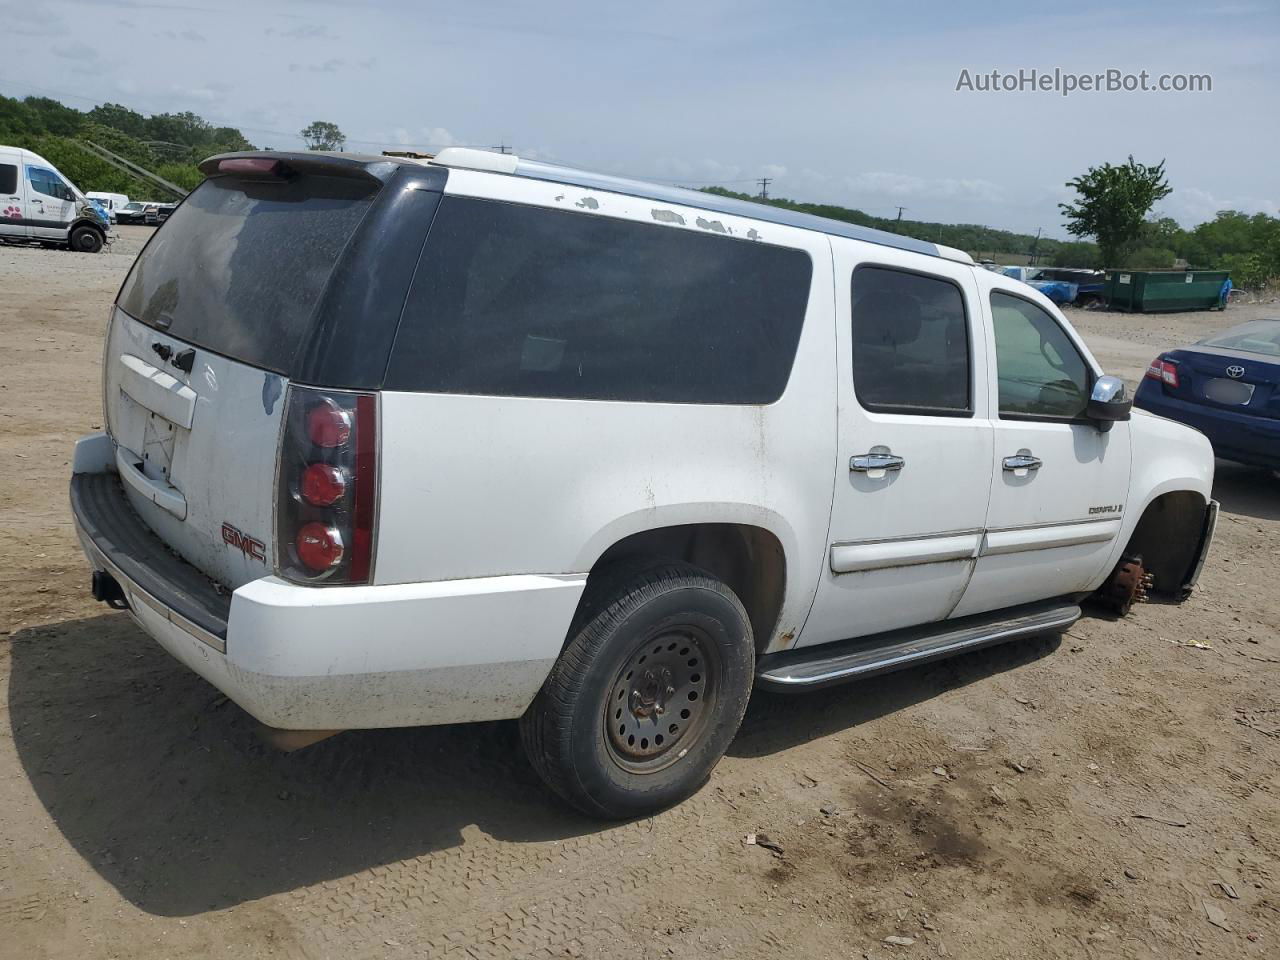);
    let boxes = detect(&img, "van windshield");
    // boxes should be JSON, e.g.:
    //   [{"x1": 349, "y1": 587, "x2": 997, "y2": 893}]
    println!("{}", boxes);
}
[{"x1": 117, "y1": 174, "x2": 377, "y2": 374}]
